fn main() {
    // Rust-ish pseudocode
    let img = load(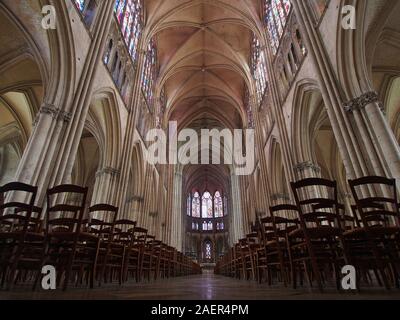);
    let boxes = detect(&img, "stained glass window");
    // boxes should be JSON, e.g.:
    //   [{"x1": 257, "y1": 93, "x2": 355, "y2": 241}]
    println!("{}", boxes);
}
[
  {"x1": 73, "y1": 0, "x2": 96, "y2": 26},
  {"x1": 207, "y1": 221, "x2": 213, "y2": 231},
  {"x1": 192, "y1": 222, "x2": 198, "y2": 231},
  {"x1": 202, "y1": 221, "x2": 208, "y2": 231},
  {"x1": 141, "y1": 39, "x2": 157, "y2": 107},
  {"x1": 74, "y1": 0, "x2": 86, "y2": 12},
  {"x1": 251, "y1": 35, "x2": 269, "y2": 105},
  {"x1": 217, "y1": 222, "x2": 224, "y2": 230},
  {"x1": 187, "y1": 194, "x2": 191, "y2": 216},
  {"x1": 104, "y1": 39, "x2": 113, "y2": 65},
  {"x1": 264, "y1": 0, "x2": 292, "y2": 54},
  {"x1": 205, "y1": 241, "x2": 212, "y2": 260},
  {"x1": 74, "y1": 0, "x2": 85, "y2": 12},
  {"x1": 214, "y1": 191, "x2": 223, "y2": 218},
  {"x1": 192, "y1": 192, "x2": 201, "y2": 217},
  {"x1": 202, "y1": 192, "x2": 213, "y2": 218},
  {"x1": 223, "y1": 196, "x2": 228, "y2": 216},
  {"x1": 114, "y1": 0, "x2": 143, "y2": 61}
]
